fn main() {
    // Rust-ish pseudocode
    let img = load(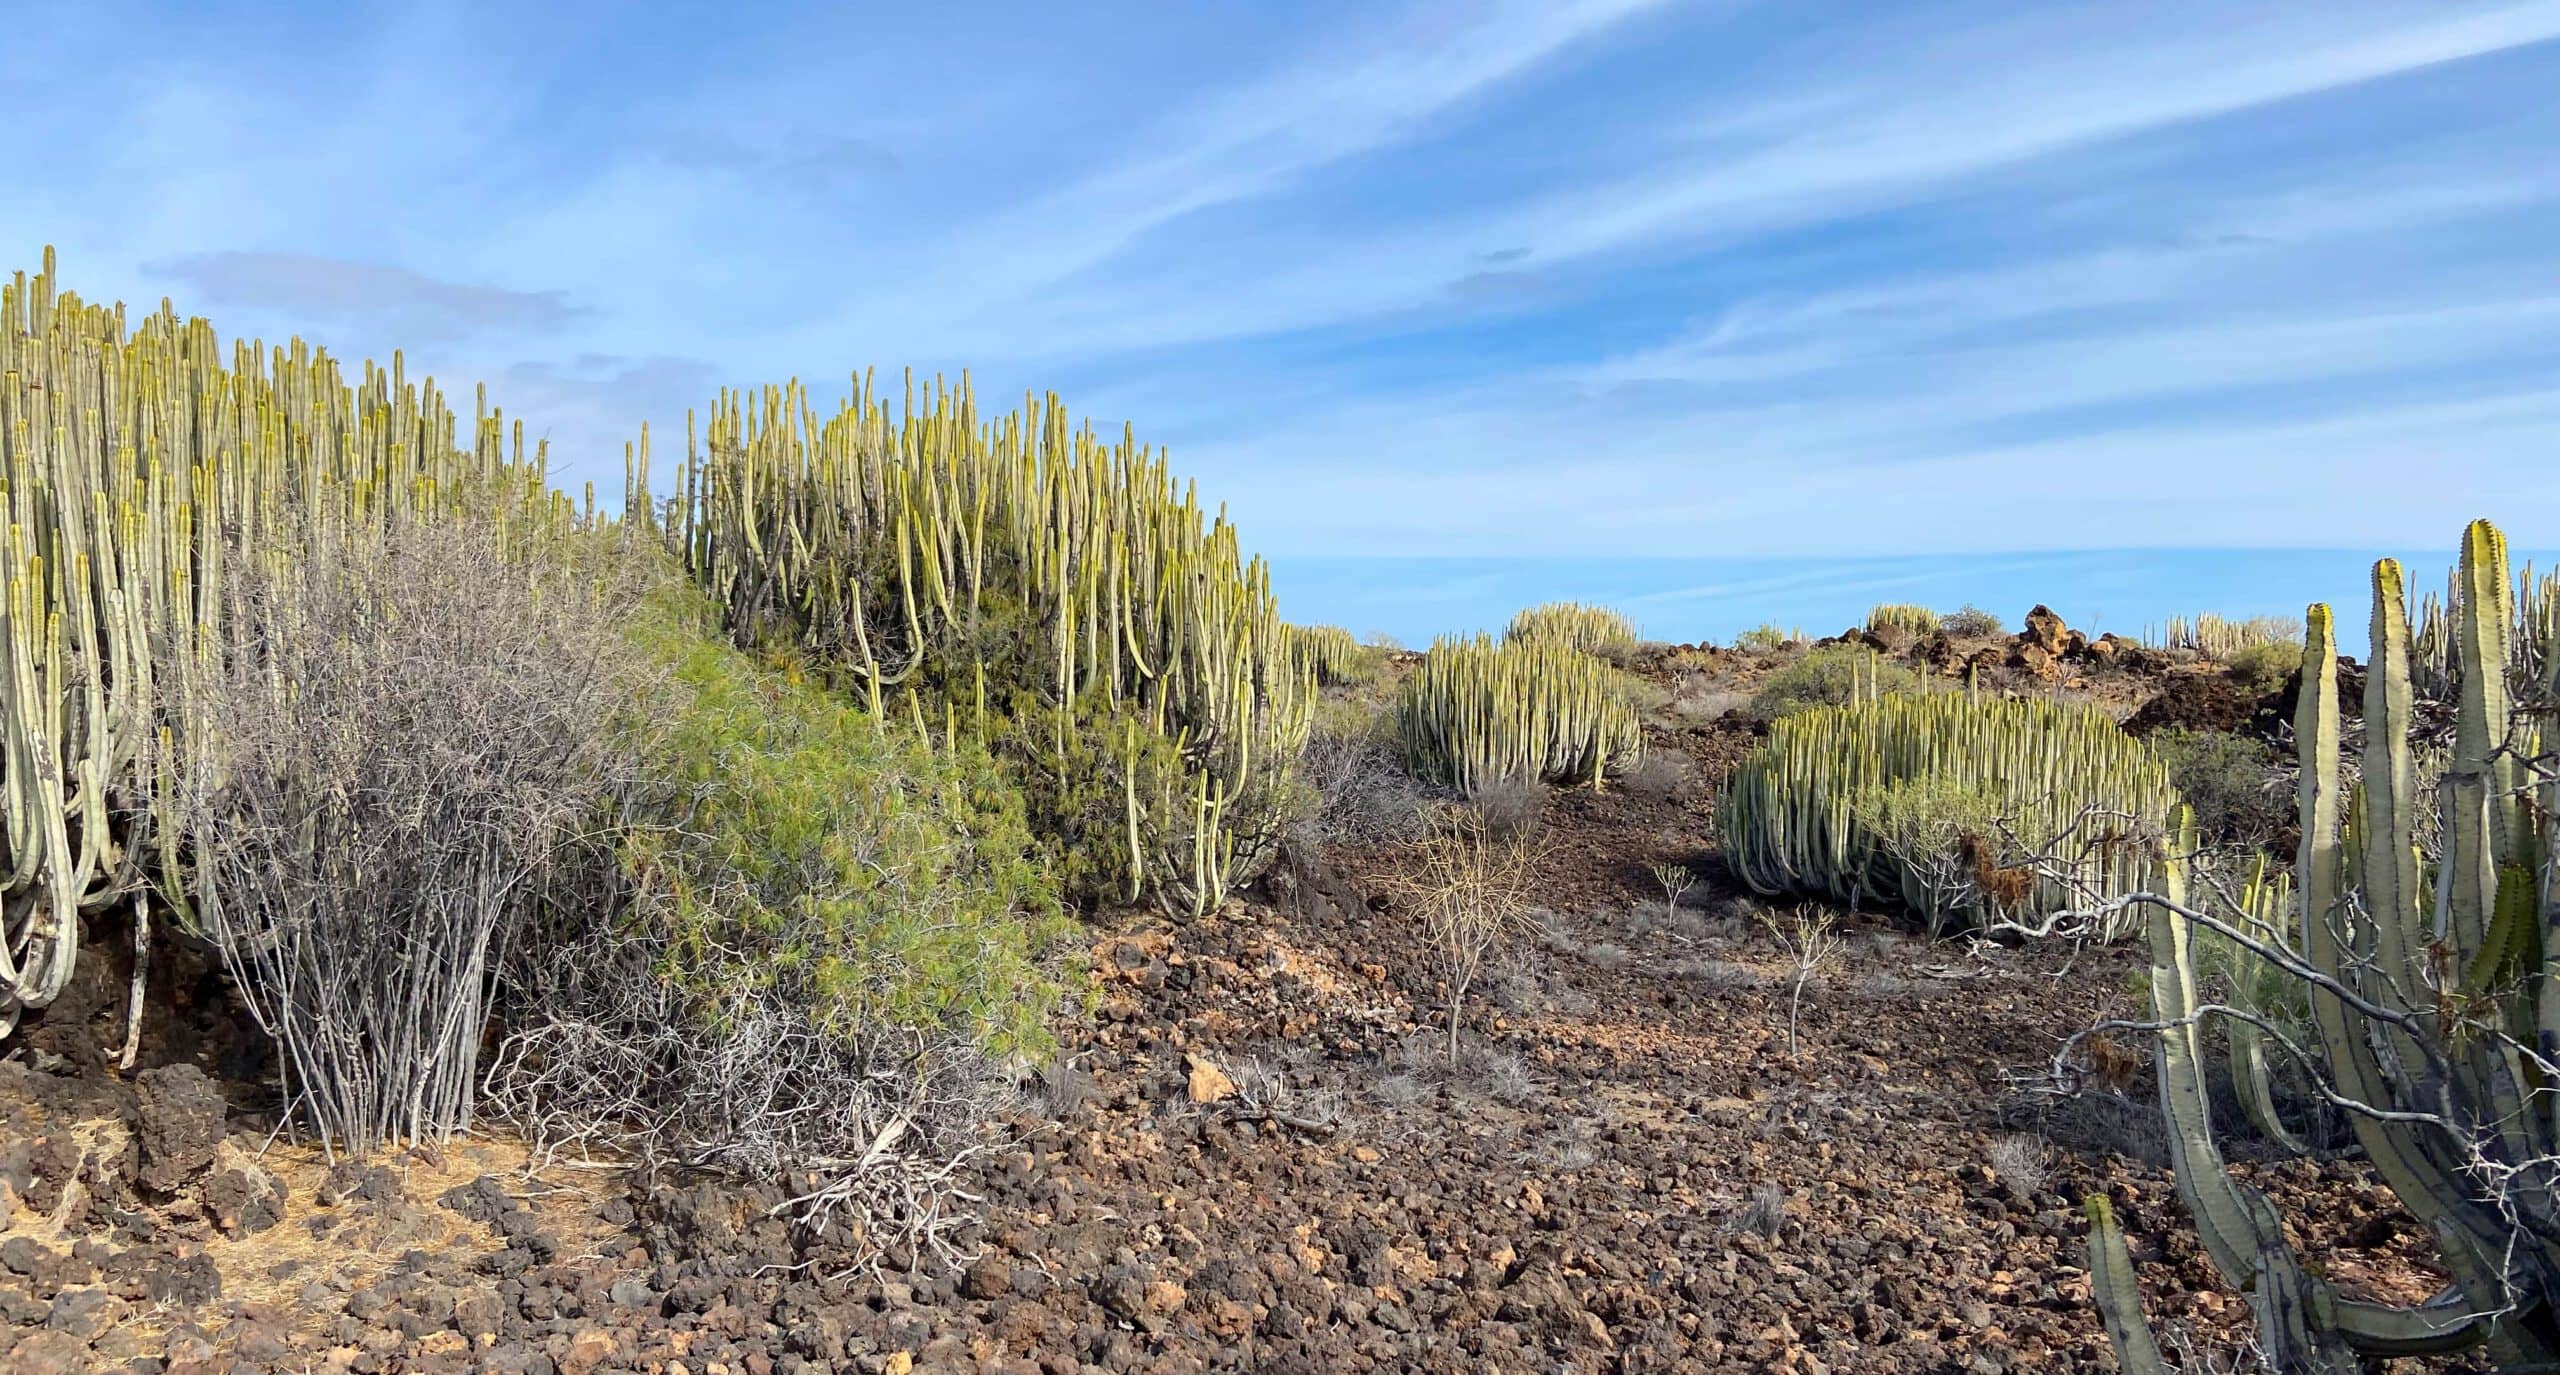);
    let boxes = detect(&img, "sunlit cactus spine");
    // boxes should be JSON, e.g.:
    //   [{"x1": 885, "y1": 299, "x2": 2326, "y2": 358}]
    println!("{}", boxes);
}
[
  {"x1": 1394, "y1": 633, "x2": 1643, "y2": 794},
  {"x1": 1, "y1": 249, "x2": 570, "y2": 1041},
  {"x1": 673, "y1": 373, "x2": 1311, "y2": 913},
  {"x1": 1718, "y1": 693, "x2": 2172, "y2": 933},
  {"x1": 2091, "y1": 520, "x2": 2560, "y2": 1371},
  {"x1": 1504, "y1": 601, "x2": 1640, "y2": 660}
]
